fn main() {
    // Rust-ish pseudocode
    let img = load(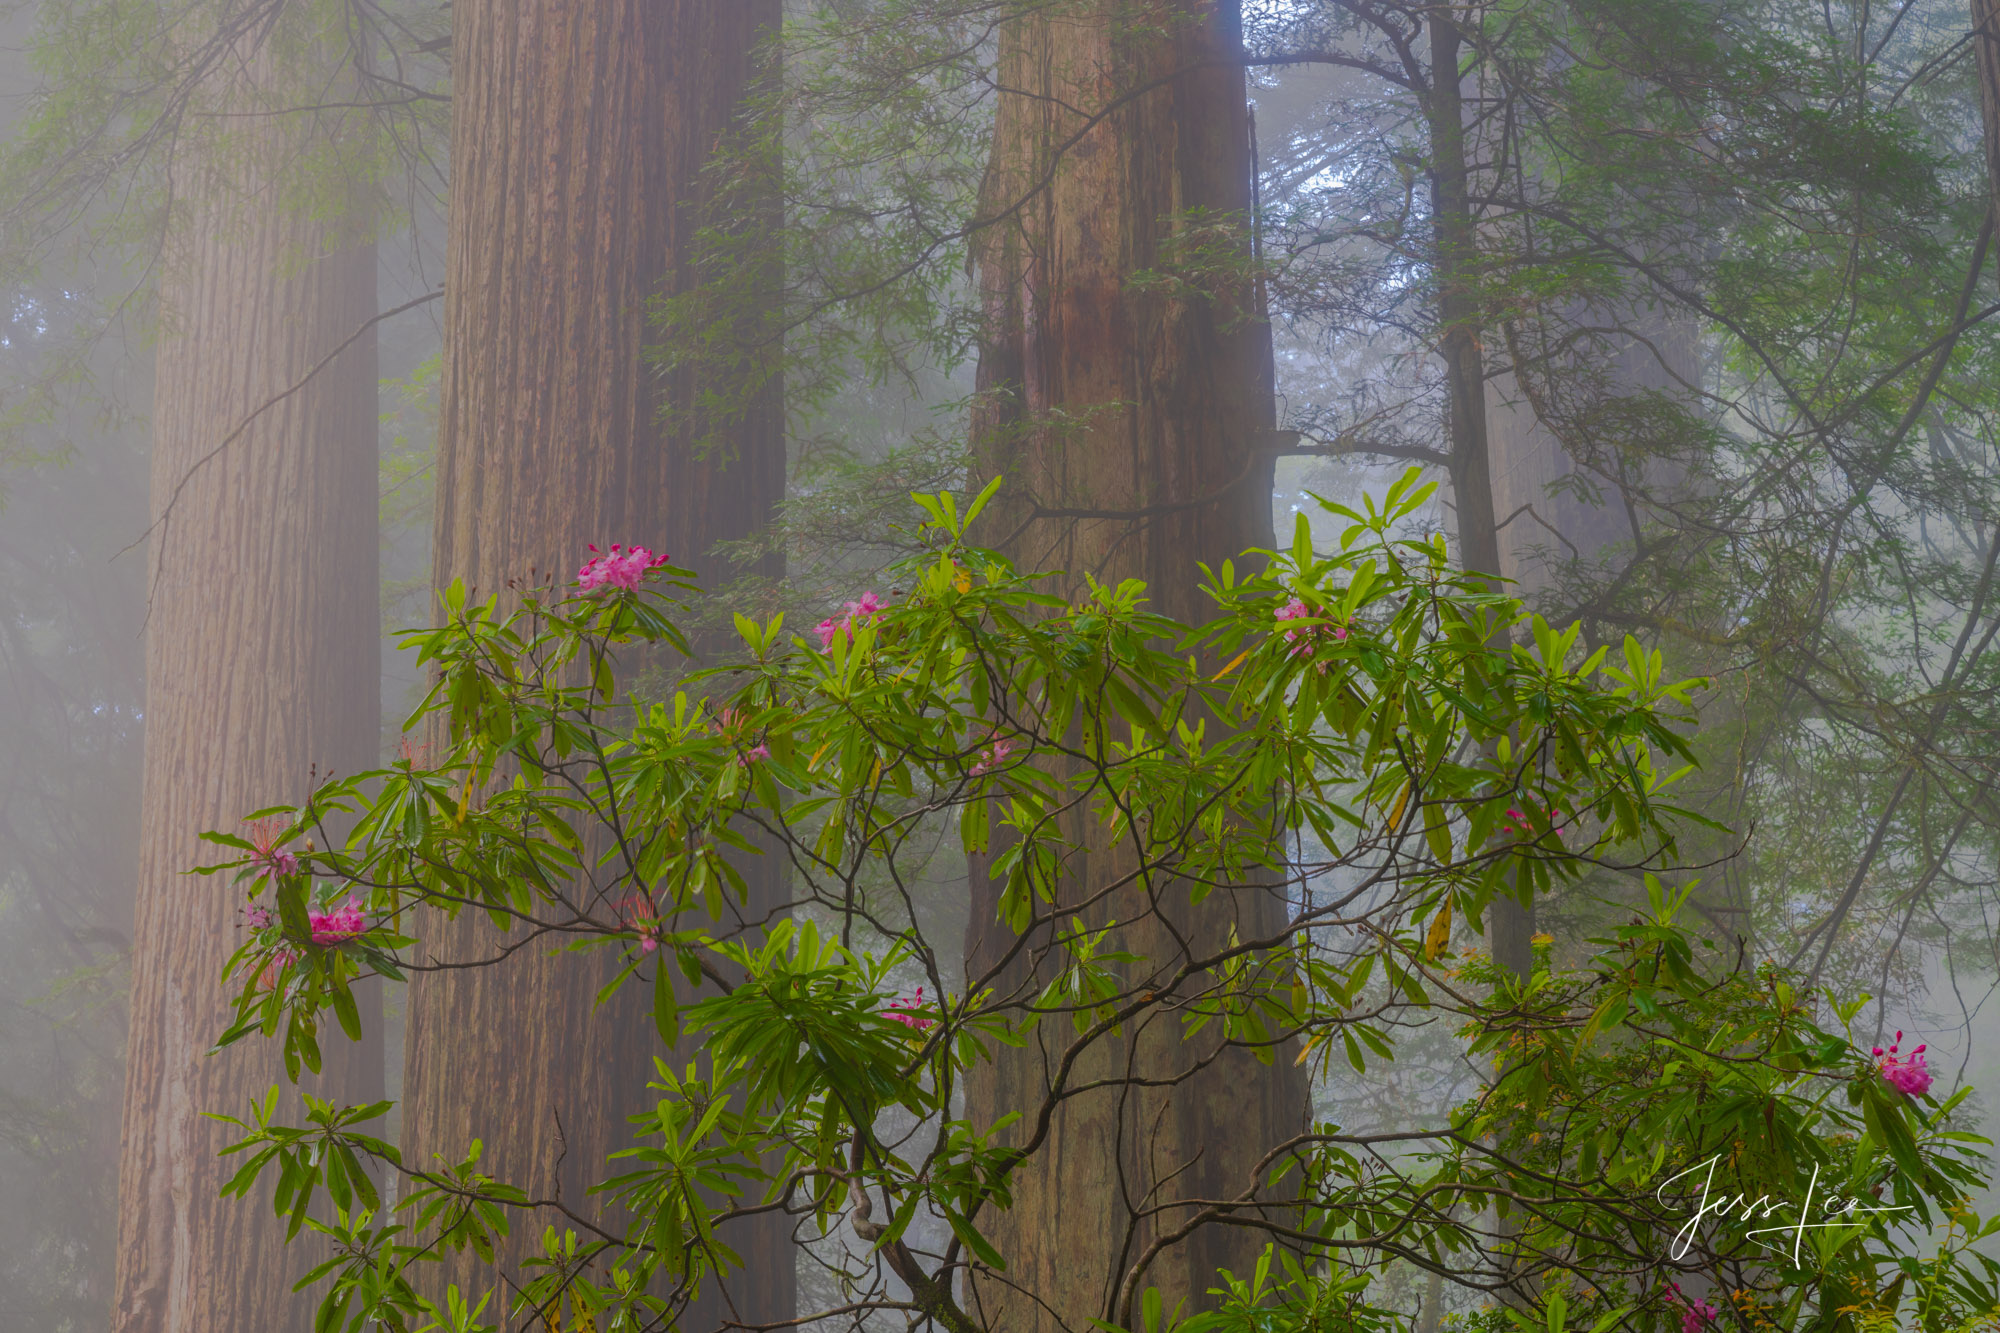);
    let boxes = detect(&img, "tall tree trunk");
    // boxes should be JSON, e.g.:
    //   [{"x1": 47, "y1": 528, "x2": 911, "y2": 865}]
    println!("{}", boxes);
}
[
  {"x1": 1425, "y1": 10, "x2": 1533, "y2": 981},
  {"x1": 1482, "y1": 317, "x2": 1696, "y2": 601},
  {"x1": 964, "y1": 5, "x2": 1308, "y2": 1331},
  {"x1": 401, "y1": 4, "x2": 789, "y2": 1326},
  {"x1": 110, "y1": 53, "x2": 381, "y2": 1333},
  {"x1": 1426, "y1": 21, "x2": 1562, "y2": 1306},
  {"x1": 1977, "y1": 0, "x2": 2000, "y2": 215}
]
